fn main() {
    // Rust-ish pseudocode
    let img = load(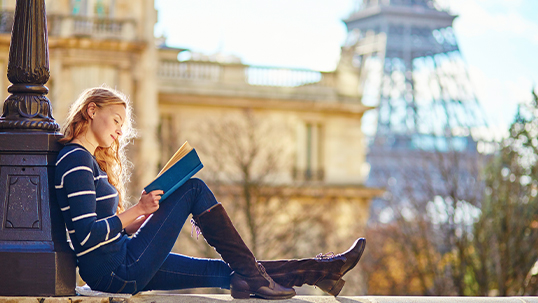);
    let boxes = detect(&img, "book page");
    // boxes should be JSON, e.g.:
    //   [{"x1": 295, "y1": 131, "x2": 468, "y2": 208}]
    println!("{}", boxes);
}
[{"x1": 156, "y1": 141, "x2": 193, "y2": 177}]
